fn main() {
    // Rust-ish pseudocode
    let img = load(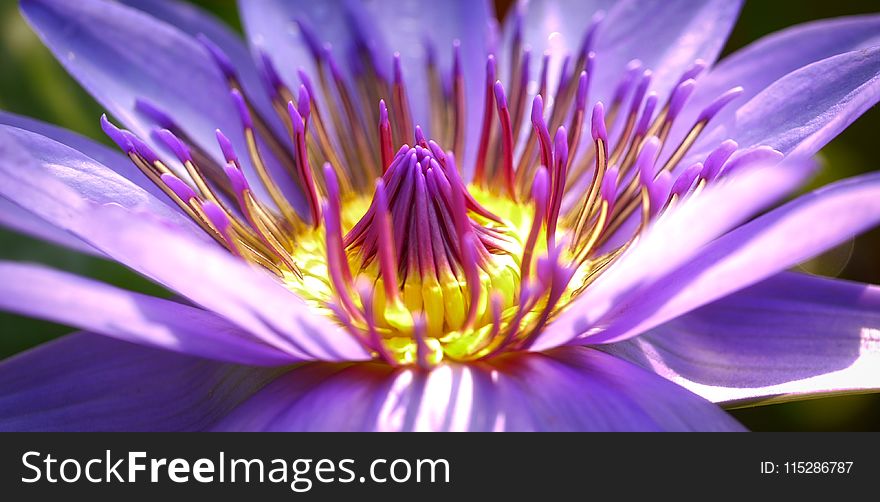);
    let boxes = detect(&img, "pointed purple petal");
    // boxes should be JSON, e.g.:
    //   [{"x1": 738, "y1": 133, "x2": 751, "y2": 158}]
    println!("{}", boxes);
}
[
  {"x1": 19, "y1": 0, "x2": 297, "y2": 211},
  {"x1": 19, "y1": 0, "x2": 230, "y2": 154},
  {"x1": 590, "y1": 0, "x2": 741, "y2": 105},
  {"x1": 0, "y1": 261, "x2": 297, "y2": 365},
  {"x1": 606, "y1": 272, "x2": 880, "y2": 406},
  {"x1": 675, "y1": 14, "x2": 880, "y2": 142},
  {"x1": 0, "y1": 125, "x2": 197, "y2": 234},
  {"x1": 0, "y1": 196, "x2": 98, "y2": 256},
  {"x1": 0, "y1": 111, "x2": 169, "y2": 202},
  {"x1": 694, "y1": 47, "x2": 880, "y2": 158},
  {"x1": 0, "y1": 333, "x2": 279, "y2": 431}
]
